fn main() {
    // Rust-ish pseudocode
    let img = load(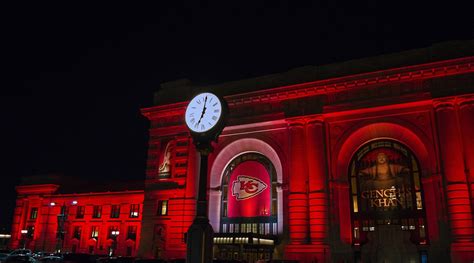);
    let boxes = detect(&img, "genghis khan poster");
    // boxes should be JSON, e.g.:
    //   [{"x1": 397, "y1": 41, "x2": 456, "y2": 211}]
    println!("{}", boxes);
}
[{"x1": 350, "y1": 140, "x2": 423, "y2": 218}]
